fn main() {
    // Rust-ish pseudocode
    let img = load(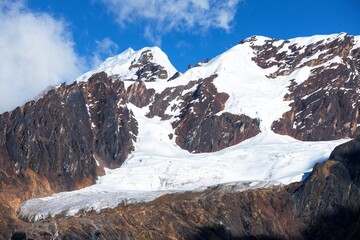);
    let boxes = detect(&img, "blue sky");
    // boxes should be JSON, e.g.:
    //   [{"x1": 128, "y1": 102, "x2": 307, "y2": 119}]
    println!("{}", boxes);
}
[
  {"x1": 0, "y1": 0, "x2": 359, "y2": 113},
  {"x1": 27, "y1": 0, "x2": 360, "y2": 71}
]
